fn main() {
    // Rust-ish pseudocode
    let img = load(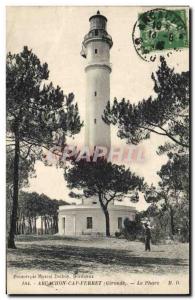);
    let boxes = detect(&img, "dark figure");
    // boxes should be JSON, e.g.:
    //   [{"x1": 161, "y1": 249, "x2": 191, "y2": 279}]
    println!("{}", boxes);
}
[{"x1": 144, "y1": 223, "x2": 151, "y2": 251}]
